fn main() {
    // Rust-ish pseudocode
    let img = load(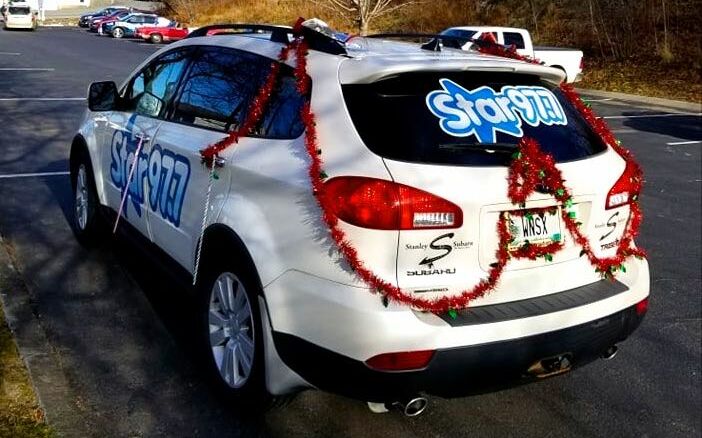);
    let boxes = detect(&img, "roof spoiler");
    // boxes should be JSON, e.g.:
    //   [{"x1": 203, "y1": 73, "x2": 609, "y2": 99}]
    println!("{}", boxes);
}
[
  {"x1": 366, "y1": 33, "x2": 495, "y2": 52},
  {"x1": 185, "y1": 23, "x2": 348, "y2": 56}
]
